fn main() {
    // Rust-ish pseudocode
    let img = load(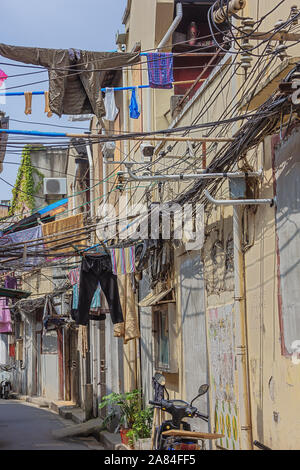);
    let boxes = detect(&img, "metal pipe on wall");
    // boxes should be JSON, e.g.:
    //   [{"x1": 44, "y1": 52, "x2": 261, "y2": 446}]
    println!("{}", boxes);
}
[
  {"x1": 125, "y1": 167, "x2": 263, "y2": 183},
  {"x1": 86, "y1": 143, "x2": 95, "y2": 219},
  {"x1": 203, "y1": 186, "x2": 278, "y2": 450}
]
